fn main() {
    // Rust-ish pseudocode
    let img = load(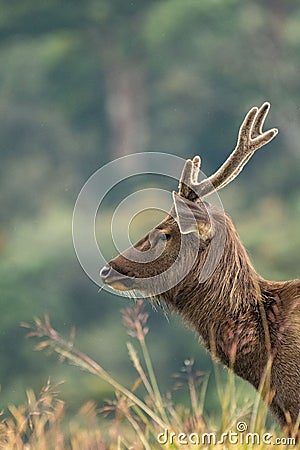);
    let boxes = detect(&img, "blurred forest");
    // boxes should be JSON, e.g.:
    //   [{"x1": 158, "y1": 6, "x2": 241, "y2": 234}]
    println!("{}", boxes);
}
[{"x1": 0, "y1": 0, "x2": 299, "y2": 424}]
